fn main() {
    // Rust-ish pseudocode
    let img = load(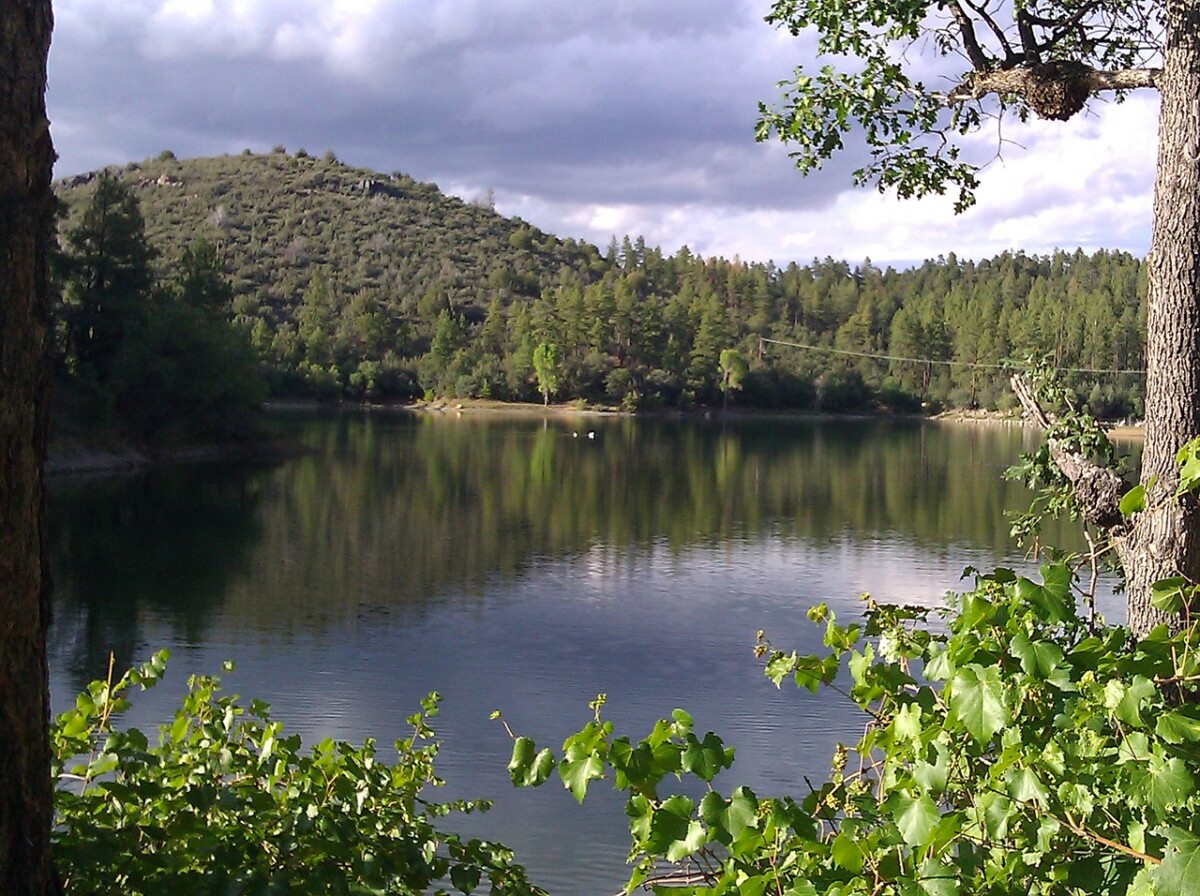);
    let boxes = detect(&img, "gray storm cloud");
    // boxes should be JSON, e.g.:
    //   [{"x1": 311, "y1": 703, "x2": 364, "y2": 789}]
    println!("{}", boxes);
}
[{"x1": 47, "y1": 0, "x2": 1154, "y2": 265}]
